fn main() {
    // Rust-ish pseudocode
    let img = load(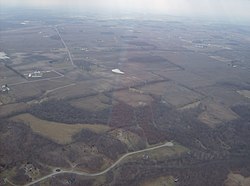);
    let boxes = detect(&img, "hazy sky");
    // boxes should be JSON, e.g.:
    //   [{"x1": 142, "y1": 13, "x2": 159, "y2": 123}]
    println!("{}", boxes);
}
[{"x1": 1, "y1": 0, "x2": 250, "y2": 19}]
